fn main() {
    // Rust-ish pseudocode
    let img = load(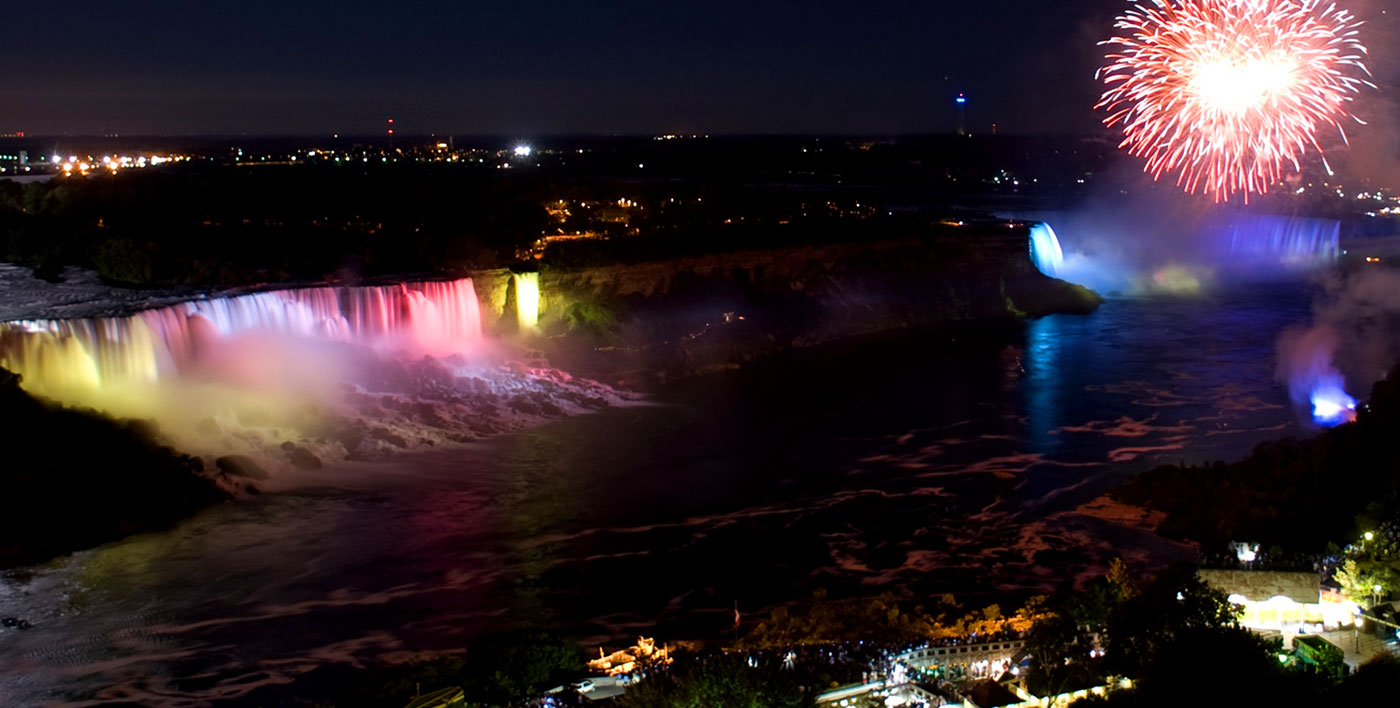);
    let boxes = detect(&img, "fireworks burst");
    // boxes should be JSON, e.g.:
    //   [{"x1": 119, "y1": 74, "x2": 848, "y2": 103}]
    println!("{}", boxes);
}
[{"x1": 1097, "y1": 0, "x2": 1373, "y2": 202}]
